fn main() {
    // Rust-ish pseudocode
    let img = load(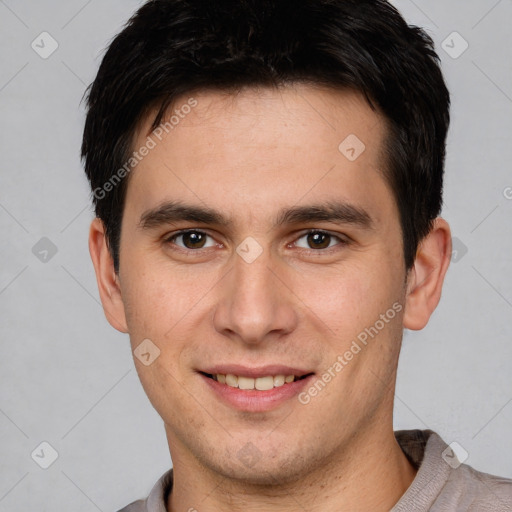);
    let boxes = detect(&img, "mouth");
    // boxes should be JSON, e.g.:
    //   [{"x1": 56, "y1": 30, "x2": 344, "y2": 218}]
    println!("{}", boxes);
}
[
  {"x1": 199, "y1": 370, "x2": 315, "y2": 412},
  {"x1": 197, "y1": 365, "x2": 316, "y2": 411},
  {"x1": 199, "y1": 371, "x2": 313, "y2": 391}
]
